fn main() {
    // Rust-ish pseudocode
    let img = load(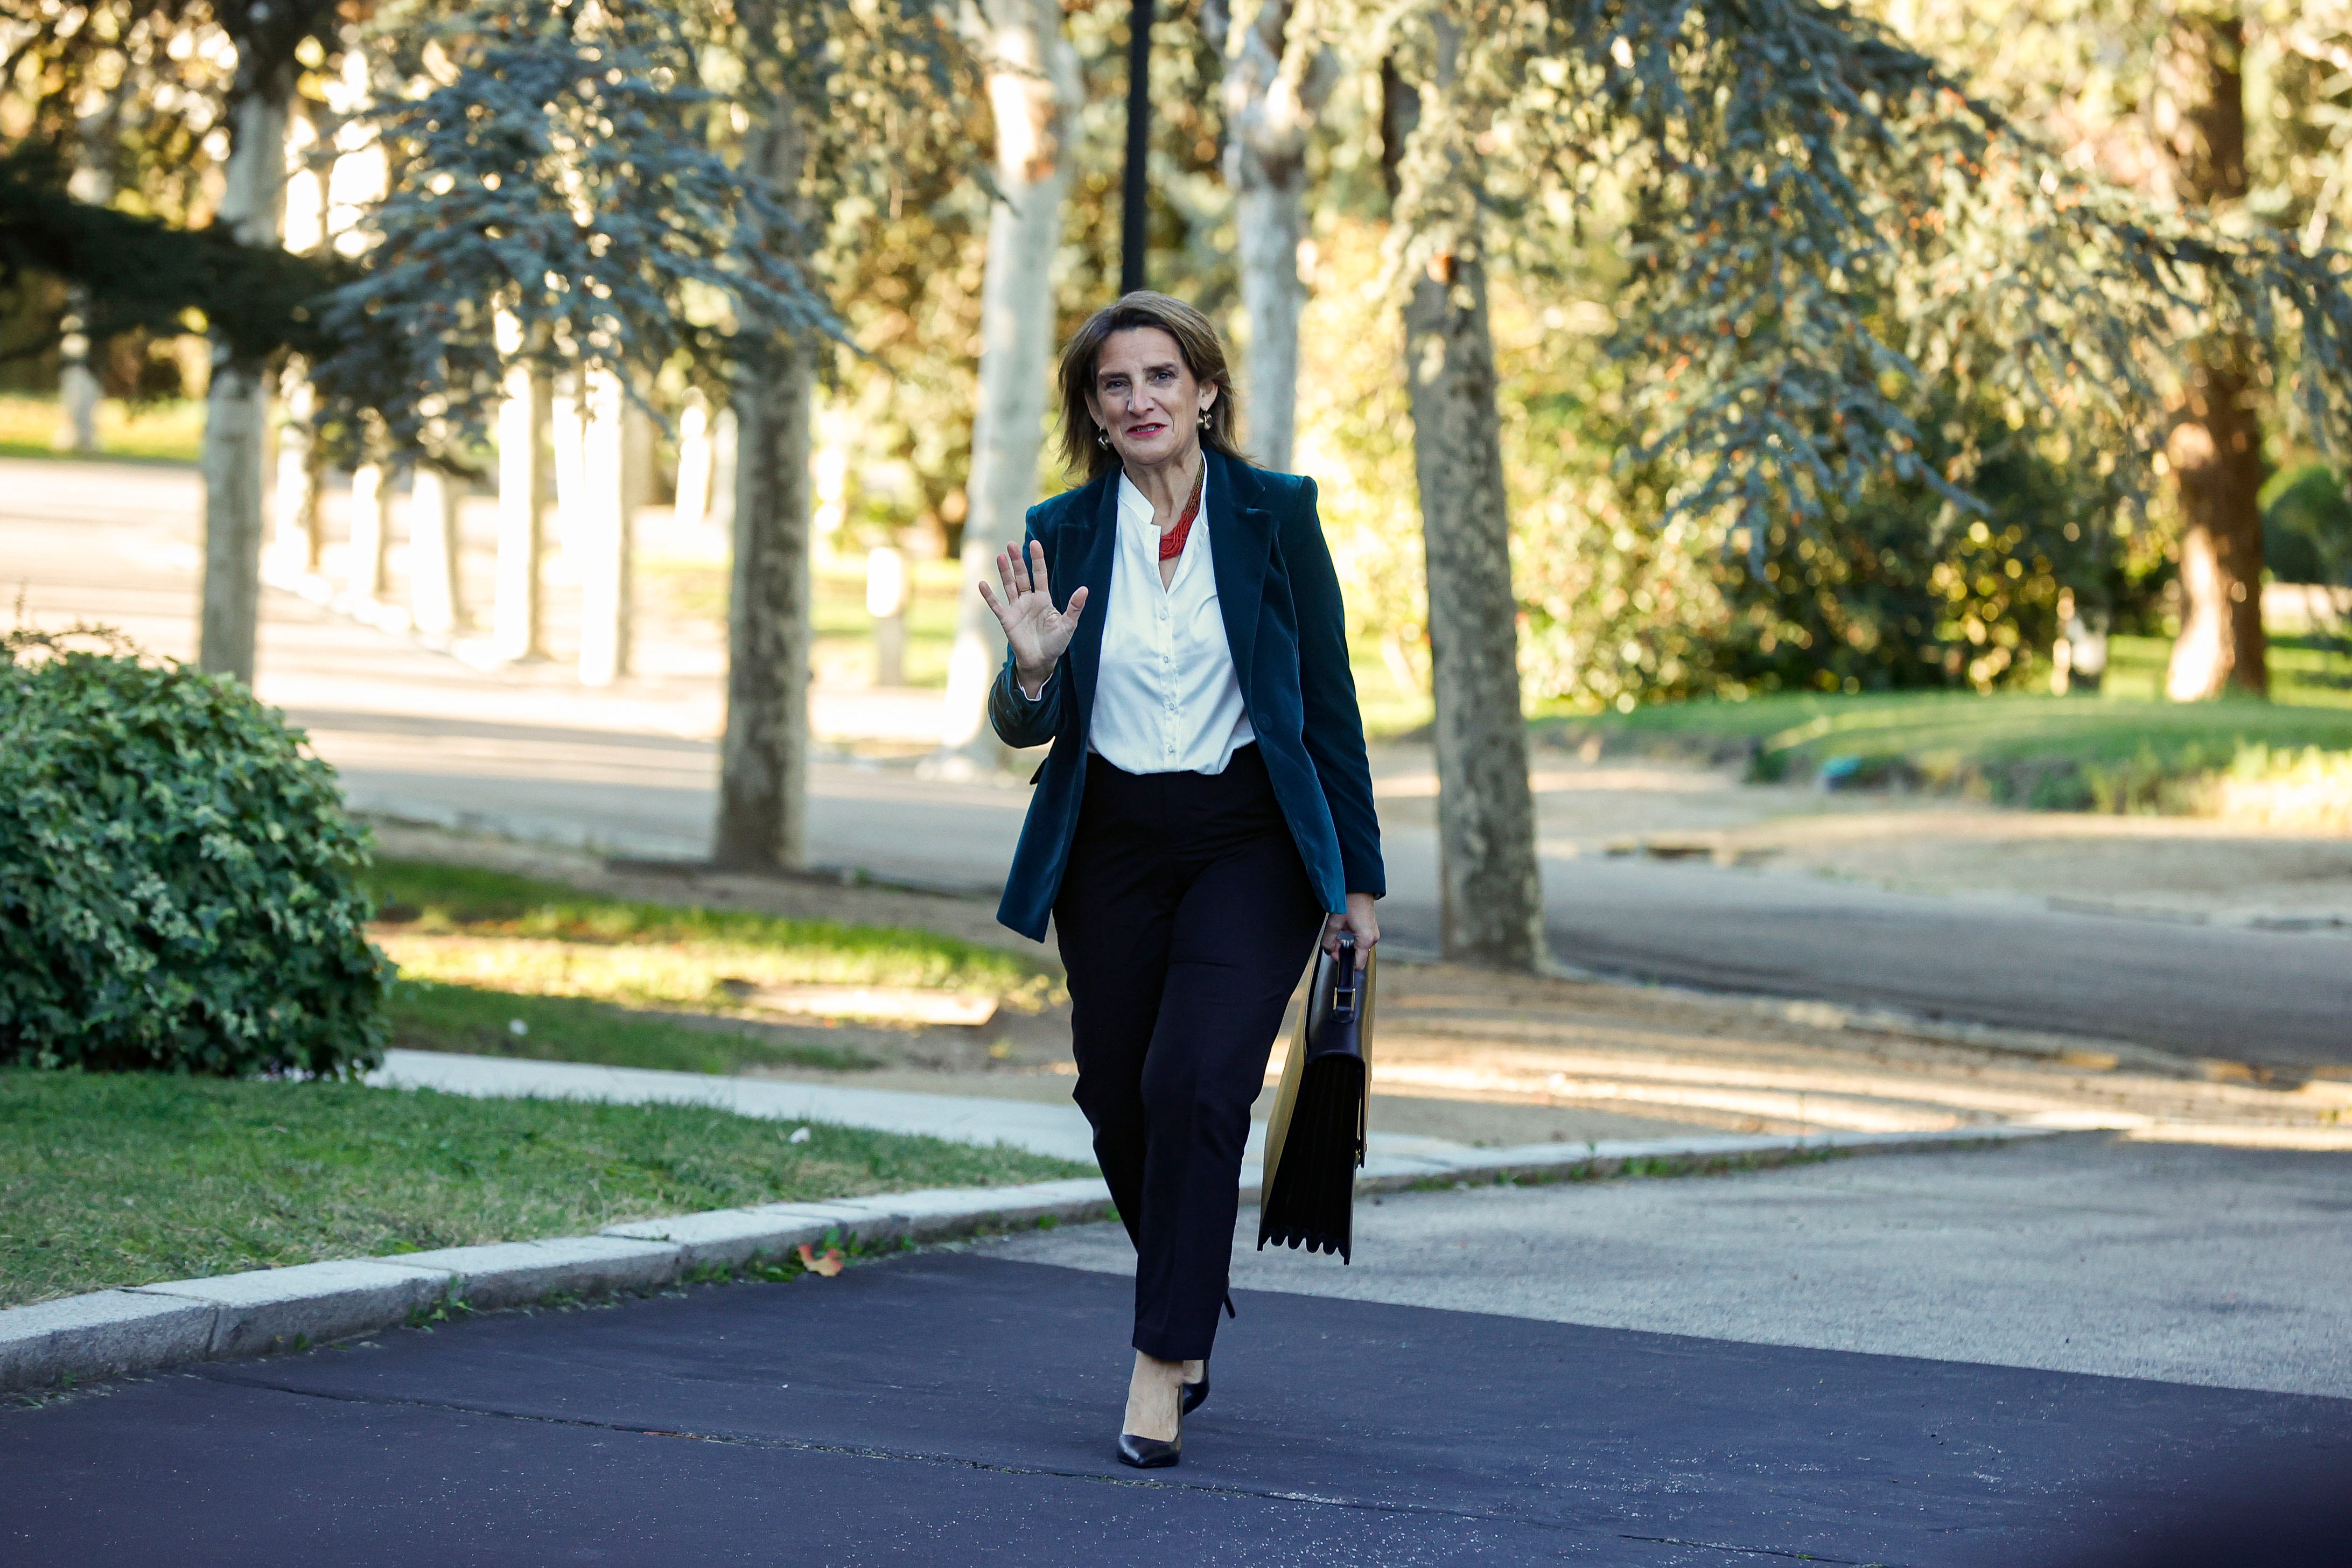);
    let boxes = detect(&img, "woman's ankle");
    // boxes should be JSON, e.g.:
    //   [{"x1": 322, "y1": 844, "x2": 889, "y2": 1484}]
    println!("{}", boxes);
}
[{"x1": 1124, "y1": 1352, "x2": 1185, "y2": 1440}]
